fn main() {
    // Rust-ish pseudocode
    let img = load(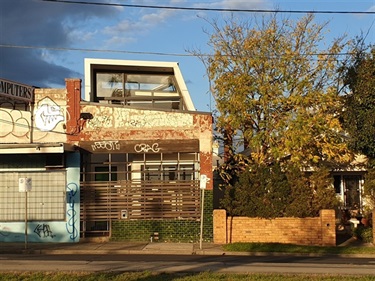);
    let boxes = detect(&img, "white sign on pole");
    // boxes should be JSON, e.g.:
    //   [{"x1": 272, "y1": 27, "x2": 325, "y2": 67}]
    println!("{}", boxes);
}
[
  {"x1": 19, "y1": 178, "x2": 32, "y2": 192},
  {"x1": 200, "y1": 174, "x2": 207, "y2": 189}
]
